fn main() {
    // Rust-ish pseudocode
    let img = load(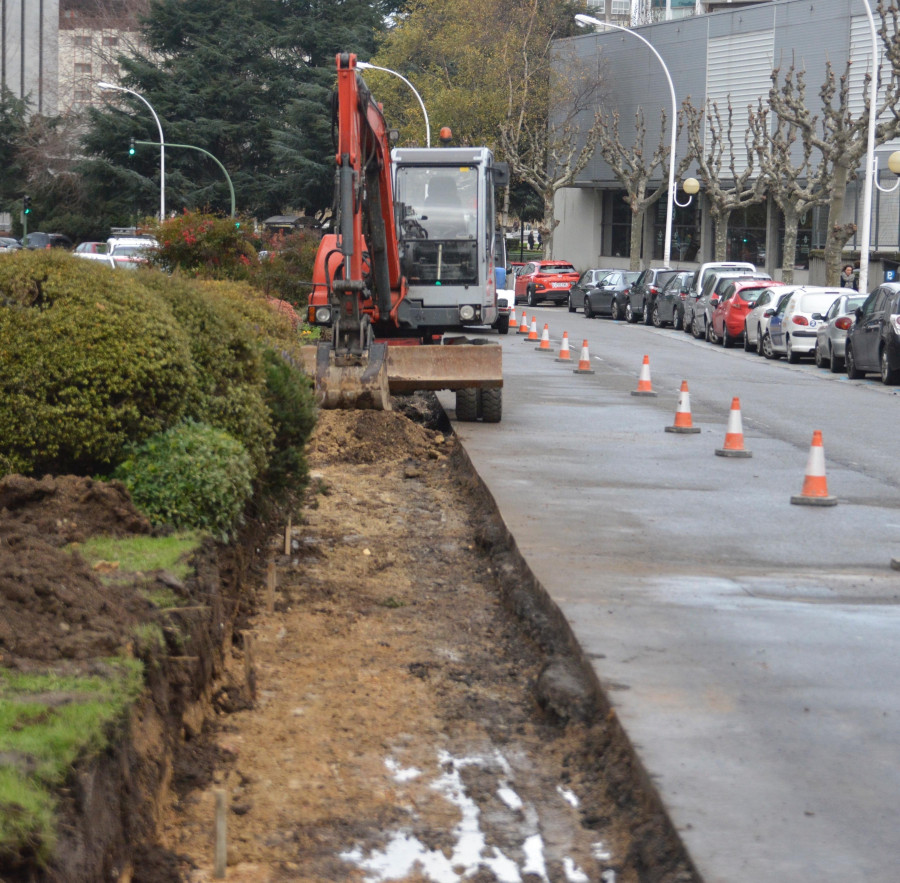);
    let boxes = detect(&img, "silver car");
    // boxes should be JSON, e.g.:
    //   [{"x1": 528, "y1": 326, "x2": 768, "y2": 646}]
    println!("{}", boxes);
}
[
  {"x1": 745, "y1": 286, "x2": 801, "y2": 354},
  {"x1": 814, "y1": 292, "x2": 867, "y2": 373}
]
